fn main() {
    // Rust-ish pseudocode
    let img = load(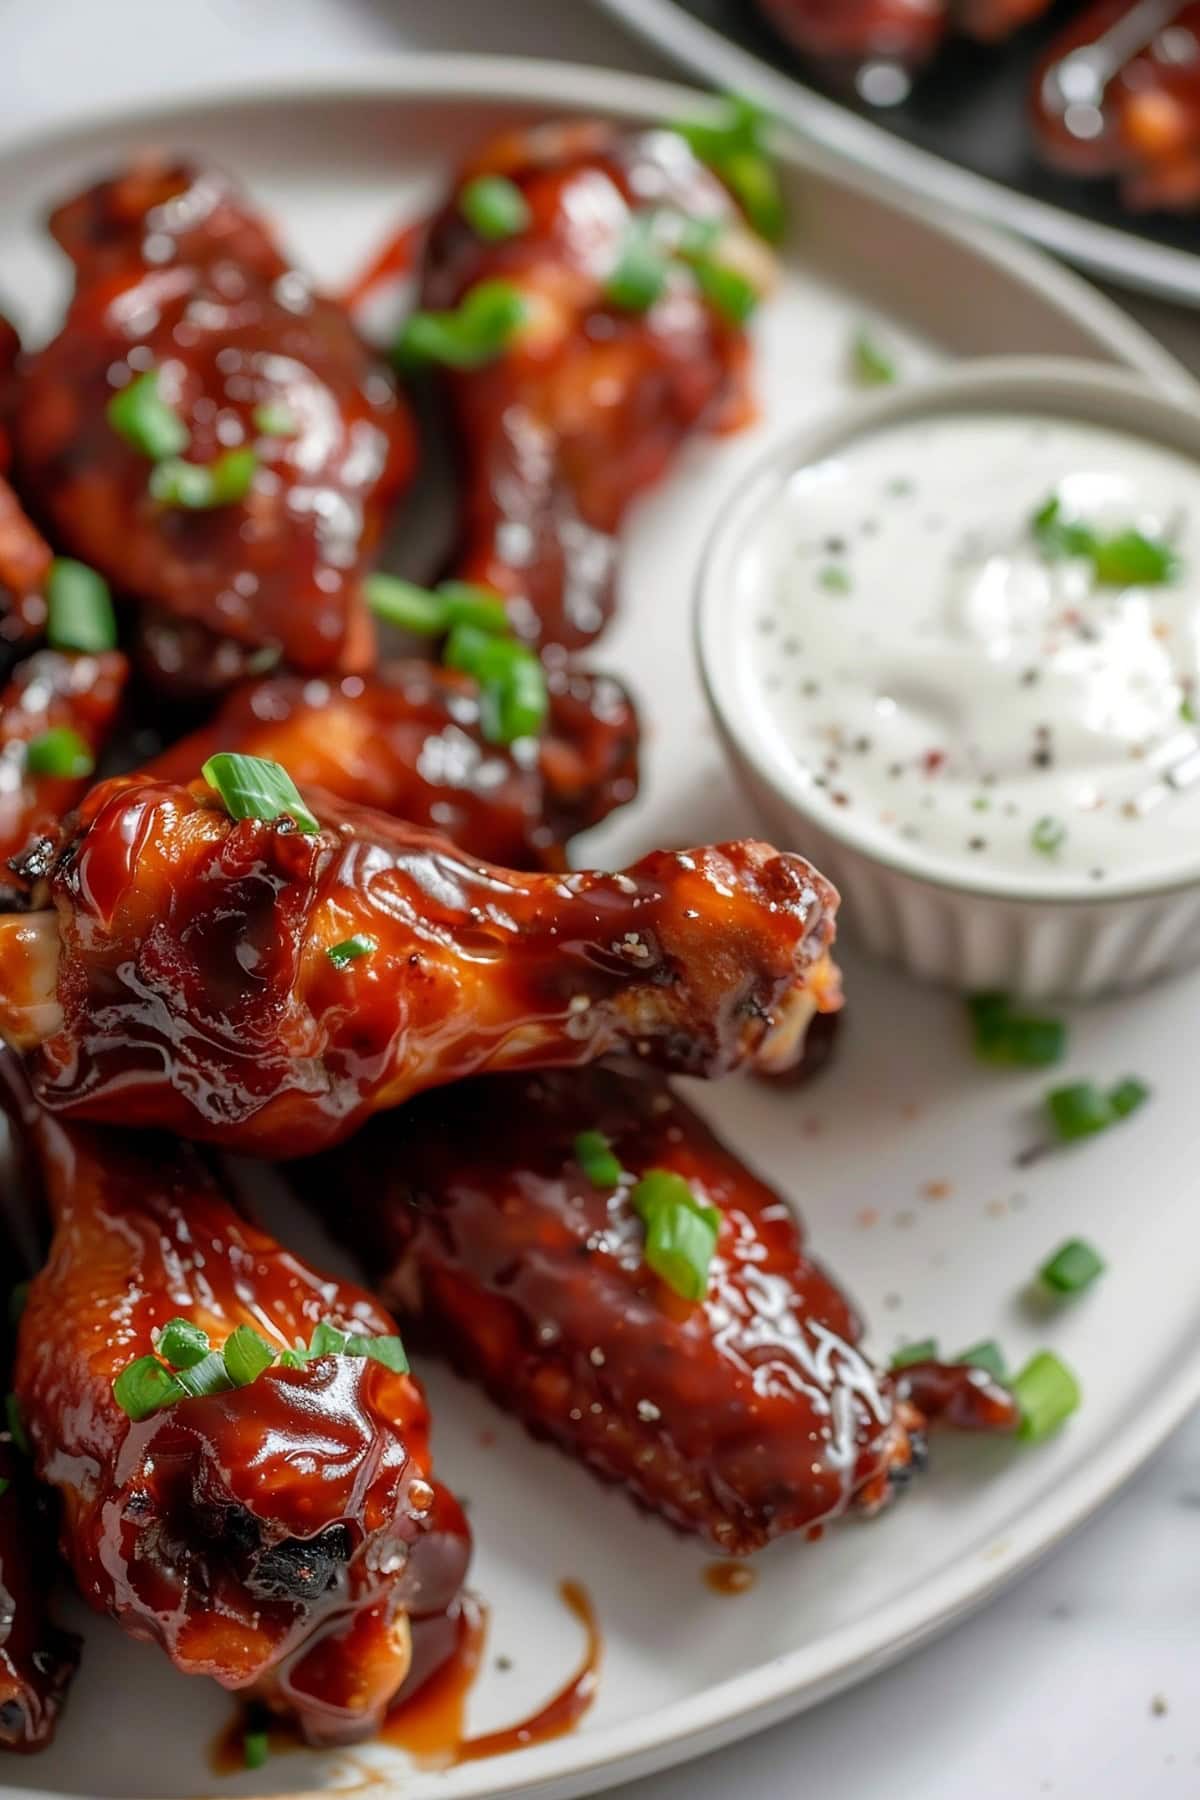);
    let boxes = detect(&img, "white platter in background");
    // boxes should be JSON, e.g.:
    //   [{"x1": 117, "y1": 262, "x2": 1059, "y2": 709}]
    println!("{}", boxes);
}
[{"x1": 0, "y1": 57, "x2": 1197, "y2": 1800}]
